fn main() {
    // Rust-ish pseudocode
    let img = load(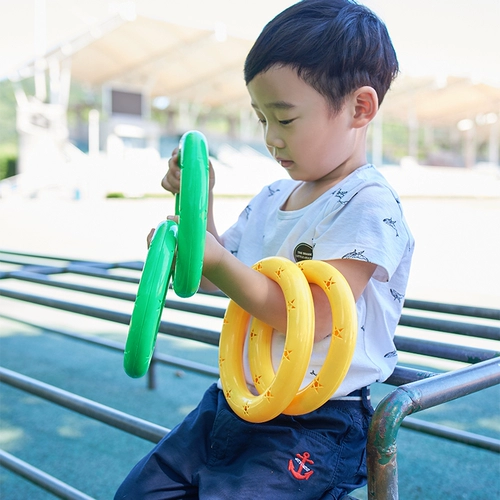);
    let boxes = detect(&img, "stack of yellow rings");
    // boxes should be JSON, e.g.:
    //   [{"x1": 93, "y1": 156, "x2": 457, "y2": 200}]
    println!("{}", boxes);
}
[{"x1": 219, "y1": 256, "x2": 357, "y2": 423}]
